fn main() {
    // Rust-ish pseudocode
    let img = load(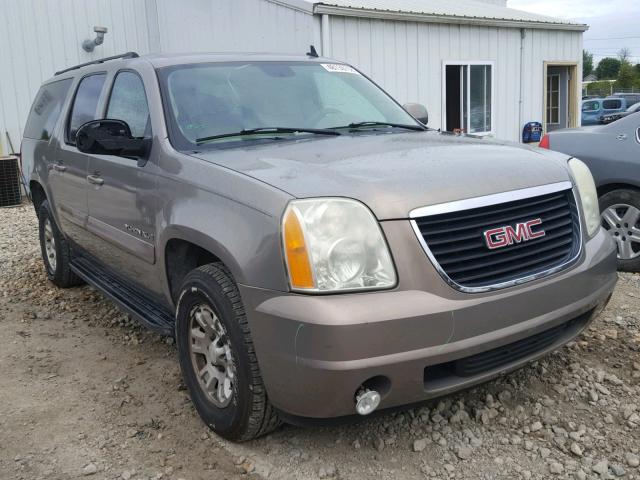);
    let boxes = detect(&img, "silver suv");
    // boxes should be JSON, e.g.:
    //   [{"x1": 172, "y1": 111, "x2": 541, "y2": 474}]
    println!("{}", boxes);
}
[{"x1": 23, "y1": 52, "x2": 617, "y2": 441}]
